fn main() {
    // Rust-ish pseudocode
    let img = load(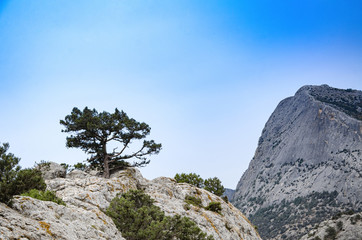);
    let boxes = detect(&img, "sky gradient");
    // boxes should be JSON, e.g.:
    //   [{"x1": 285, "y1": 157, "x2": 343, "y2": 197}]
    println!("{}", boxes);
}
[{"x1": 1, "y1": 0, "x2": 362, "y2": 188}]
